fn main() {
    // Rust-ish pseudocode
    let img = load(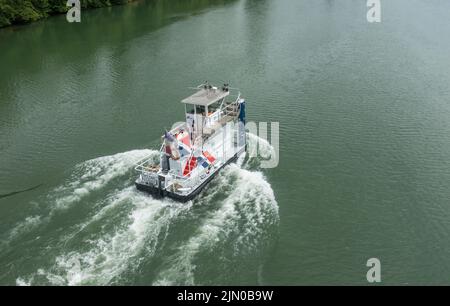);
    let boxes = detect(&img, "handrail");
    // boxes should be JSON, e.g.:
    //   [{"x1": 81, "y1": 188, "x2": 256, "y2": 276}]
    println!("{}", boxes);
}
[
  {"x1": 169, "y1": 122, "x2": 187, "y2": 134},
  {"x1": 134, "y1": 147, "x2": 162, "y2": 172}
]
